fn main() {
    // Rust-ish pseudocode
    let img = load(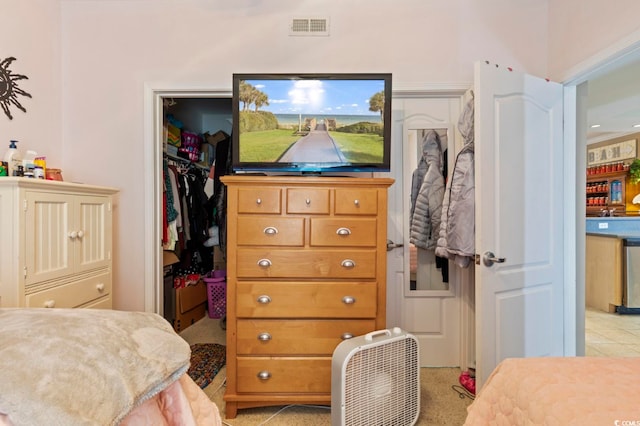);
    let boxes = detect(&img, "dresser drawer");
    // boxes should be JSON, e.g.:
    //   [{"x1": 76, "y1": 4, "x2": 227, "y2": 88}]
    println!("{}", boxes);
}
[
  {"x1": 237, "y1": 319, "x2": 376, "y2": 355},
  {"x1": 236, "y1": 281, "x2": 377, "y2": 318},
  {"x1": 236, "y1": 249, "x2": 377, "y2": 279},
  {"x1": 310, "y1": 217, "x2": 377, "y2": 247},
  {"x1": 237, "y1": 357, "x2": 331, "y2": 393},
  {"x1": 238, "y1": 188, "x2": 281, "y2": 214},
  {"x1": 335, "y1": 188, "x2": 378, "y2": 215},
  {"x1": 237, "y1": 216, "x2": 304, "y2": 246},
  {"x1": 25, "y1": 272, "x2": 112, "y2": 309},
  {"x1": 286, "y1": 188, "x2": 330, "y2": 214}
]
